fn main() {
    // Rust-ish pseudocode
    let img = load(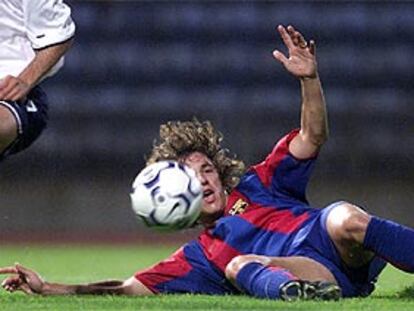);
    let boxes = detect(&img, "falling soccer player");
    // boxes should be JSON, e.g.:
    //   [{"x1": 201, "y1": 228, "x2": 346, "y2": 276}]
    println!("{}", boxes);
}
[{"x1": 1, "y1": 25, "x2": 413, "y2": 301}]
